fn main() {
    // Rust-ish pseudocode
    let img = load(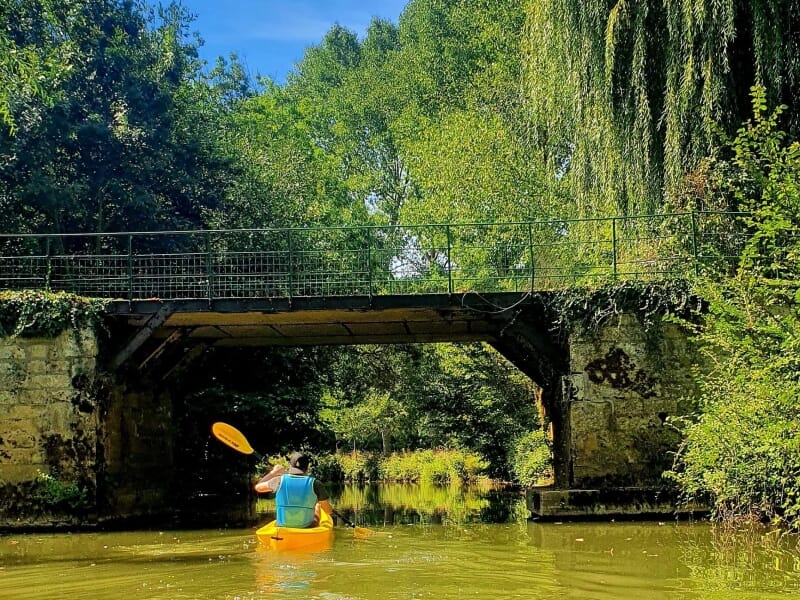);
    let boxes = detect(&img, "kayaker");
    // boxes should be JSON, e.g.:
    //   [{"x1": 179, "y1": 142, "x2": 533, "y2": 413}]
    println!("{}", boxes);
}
[{"x1": 254, "y1": 451, "x2": 333, "y2": 528}]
